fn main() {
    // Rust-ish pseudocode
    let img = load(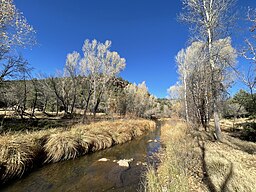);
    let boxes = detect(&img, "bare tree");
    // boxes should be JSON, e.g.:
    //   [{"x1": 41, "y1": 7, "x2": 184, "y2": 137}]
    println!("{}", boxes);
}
[
  {"x1": 180, "y1": 0, "x2": 237, "y2": 140},
  {"x1": 80, "y1": 39, "x2": 126, "y2": 119},
  {"x1": 64, "y1": 51, "x2": 80, "y2": 114},
  {"x1": 0, "y1": 0, "x2": 36, "y2": 83},
  {"x1": 176, "y1": 49, "x2": 189, "y2": 122},
  {"x1": 125, "y1": 81, "x2": 157, "y2": 118}
]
